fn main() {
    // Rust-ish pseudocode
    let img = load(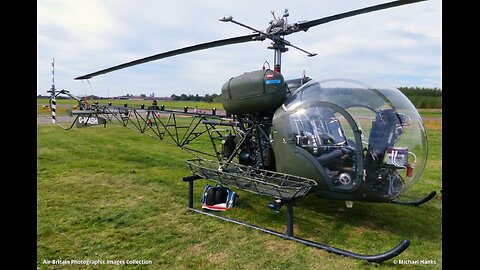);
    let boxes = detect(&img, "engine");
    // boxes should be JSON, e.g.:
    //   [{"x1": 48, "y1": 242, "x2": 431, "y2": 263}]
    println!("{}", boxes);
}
[{"x1": 221, "y1": 69, "x2": 287, "y2": 115}]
